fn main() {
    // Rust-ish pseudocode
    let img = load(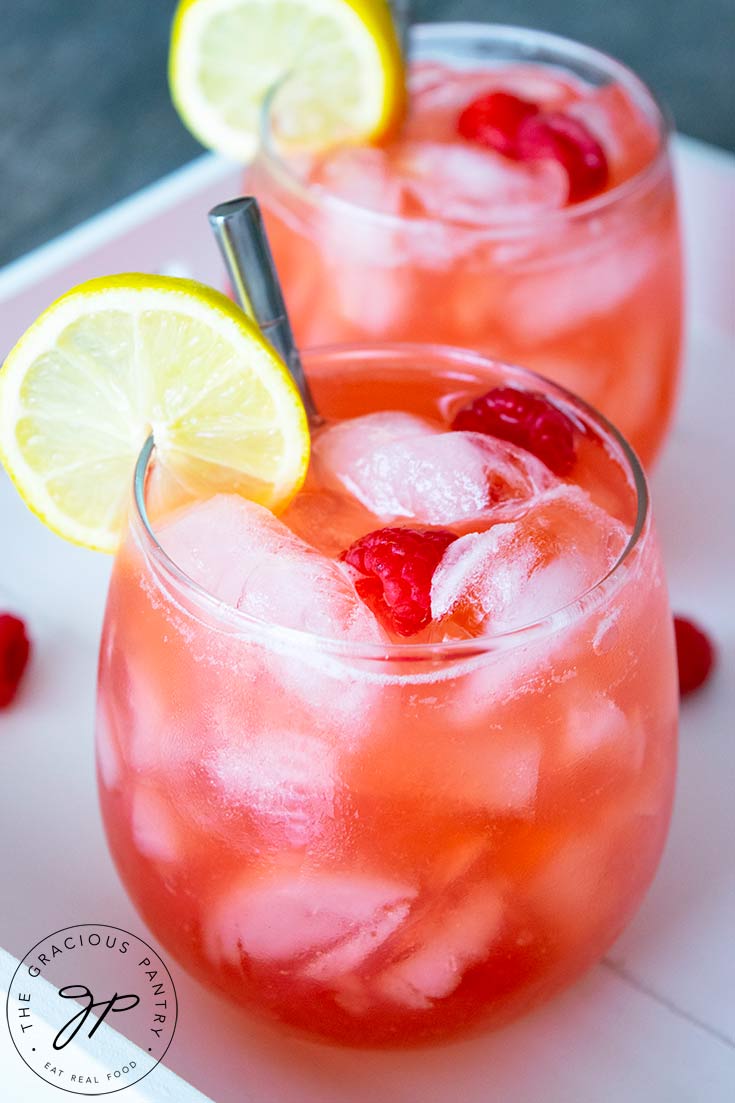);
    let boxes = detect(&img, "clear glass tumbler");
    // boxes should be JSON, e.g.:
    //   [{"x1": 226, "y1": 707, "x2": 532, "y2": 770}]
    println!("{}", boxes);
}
[
  {"x1": 97, "y1": 345, "x2": 678, "y2": 1047},
  {"x1": 248, "y1": 24, "x2": 683, "y2": 466}
]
